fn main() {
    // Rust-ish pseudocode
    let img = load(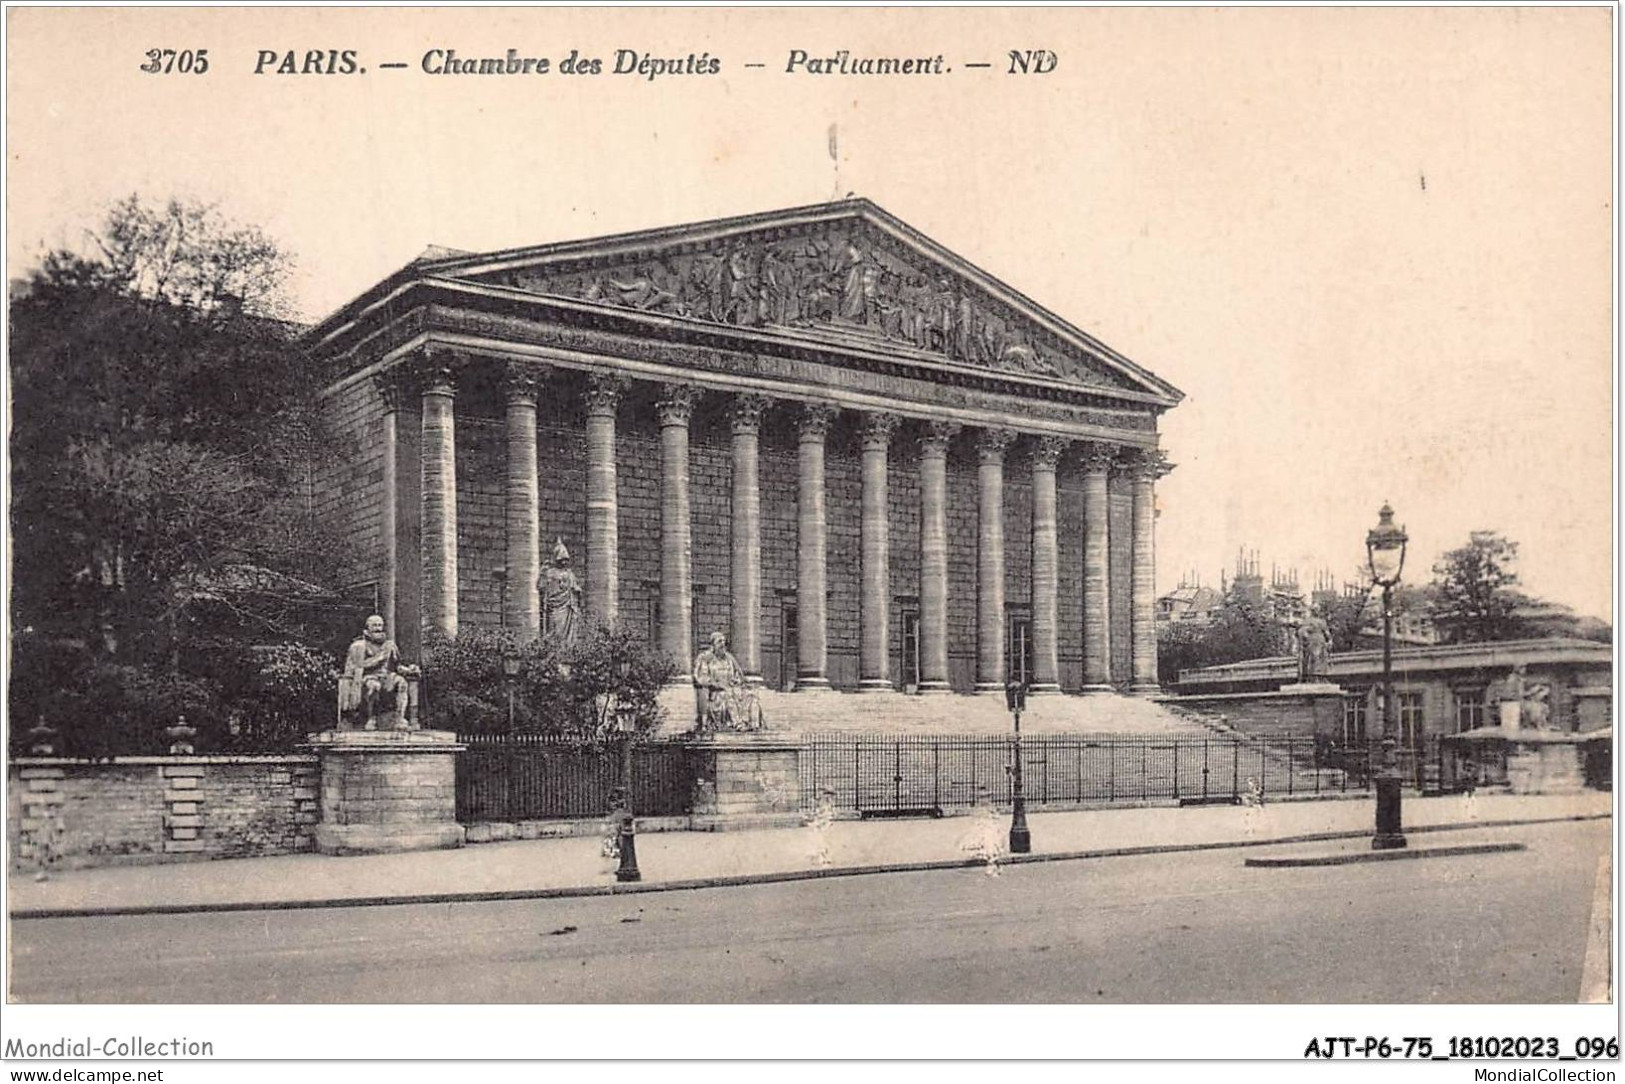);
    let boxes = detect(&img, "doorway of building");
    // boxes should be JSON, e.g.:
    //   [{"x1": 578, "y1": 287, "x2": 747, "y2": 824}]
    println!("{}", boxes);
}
[
  {"x1": 1008, "y1": 616, "x2": 1034, "y2": 687},
  {"x1": 780, "y1": 604, "x2": 799, "y2": 691},
  {"x1": 901, "y1": 610, "x2": 921, "y2": 693}
]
